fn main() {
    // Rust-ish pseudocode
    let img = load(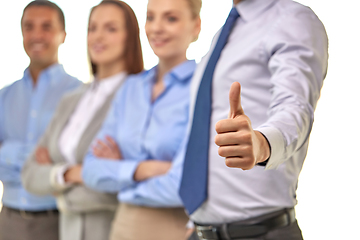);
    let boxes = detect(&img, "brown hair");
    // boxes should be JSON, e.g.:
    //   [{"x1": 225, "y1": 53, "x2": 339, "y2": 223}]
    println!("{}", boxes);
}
[
  {"x1": 88, "y1": 0, "x2": 144, "y2": 75},
  {"x1": 186, "y1": 0, "x2": 202, "y2": 19},
  {"x1": 22, "y1": 0, "x2": 65, "y2": 30}
]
